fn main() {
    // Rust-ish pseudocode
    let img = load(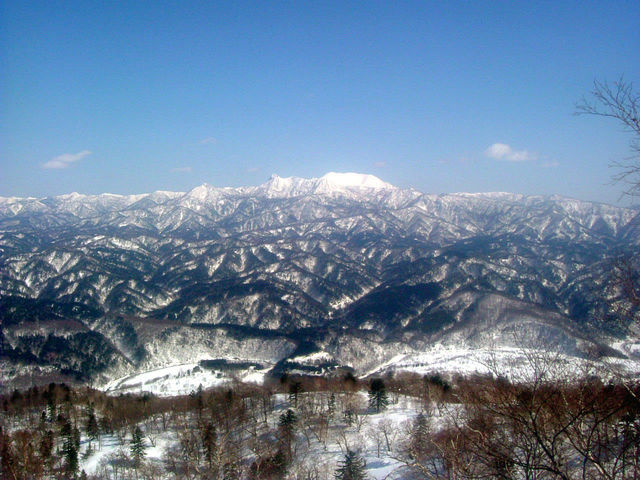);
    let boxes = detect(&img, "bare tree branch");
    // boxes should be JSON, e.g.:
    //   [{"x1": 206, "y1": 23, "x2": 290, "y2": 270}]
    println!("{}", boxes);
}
[{"x1": 576, "y1": 77, "x2": 640, "y2": 198}]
